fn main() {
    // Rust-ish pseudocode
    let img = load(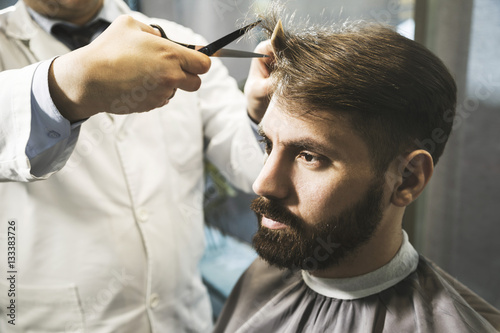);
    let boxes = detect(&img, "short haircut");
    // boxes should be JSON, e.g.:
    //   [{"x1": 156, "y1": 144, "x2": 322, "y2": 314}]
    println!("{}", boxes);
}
[{"x1": 259, "y1": 11, "x2": 457, "y2": 172}]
